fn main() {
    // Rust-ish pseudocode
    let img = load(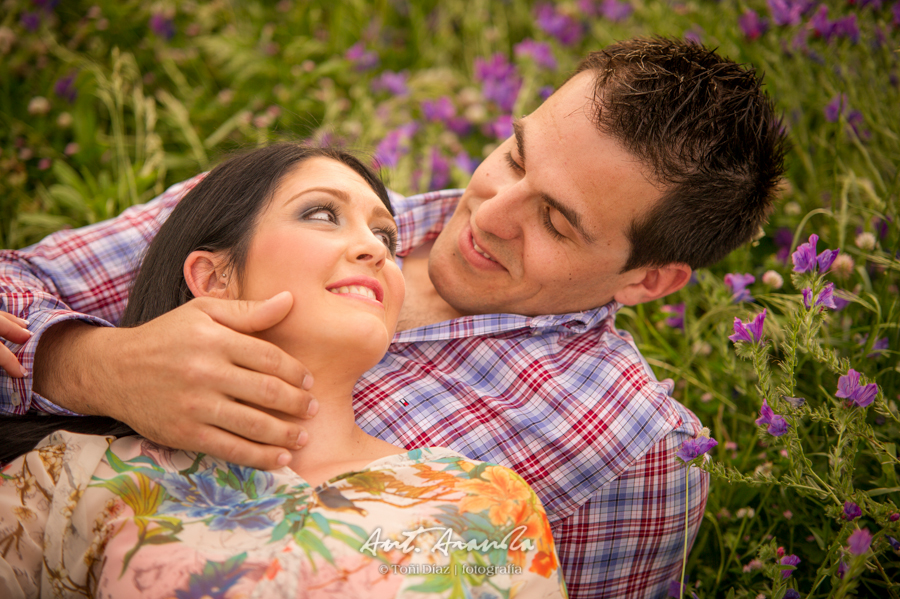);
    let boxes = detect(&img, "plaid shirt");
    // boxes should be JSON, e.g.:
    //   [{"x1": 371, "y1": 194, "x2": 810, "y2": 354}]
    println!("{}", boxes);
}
[{"x1": 1, "y1": 176, "x2": 709, "y2": 598}]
